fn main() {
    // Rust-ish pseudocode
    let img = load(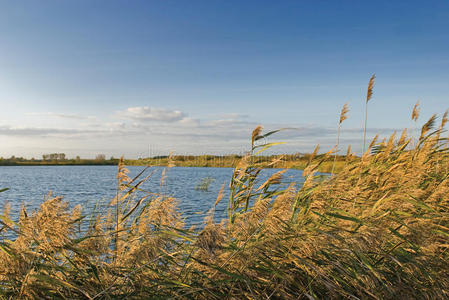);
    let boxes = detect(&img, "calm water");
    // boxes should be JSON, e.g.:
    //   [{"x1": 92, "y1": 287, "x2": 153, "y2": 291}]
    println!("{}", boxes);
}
[{"x1": 0, "y1": 166, "x2": 304, "y2": 228}]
